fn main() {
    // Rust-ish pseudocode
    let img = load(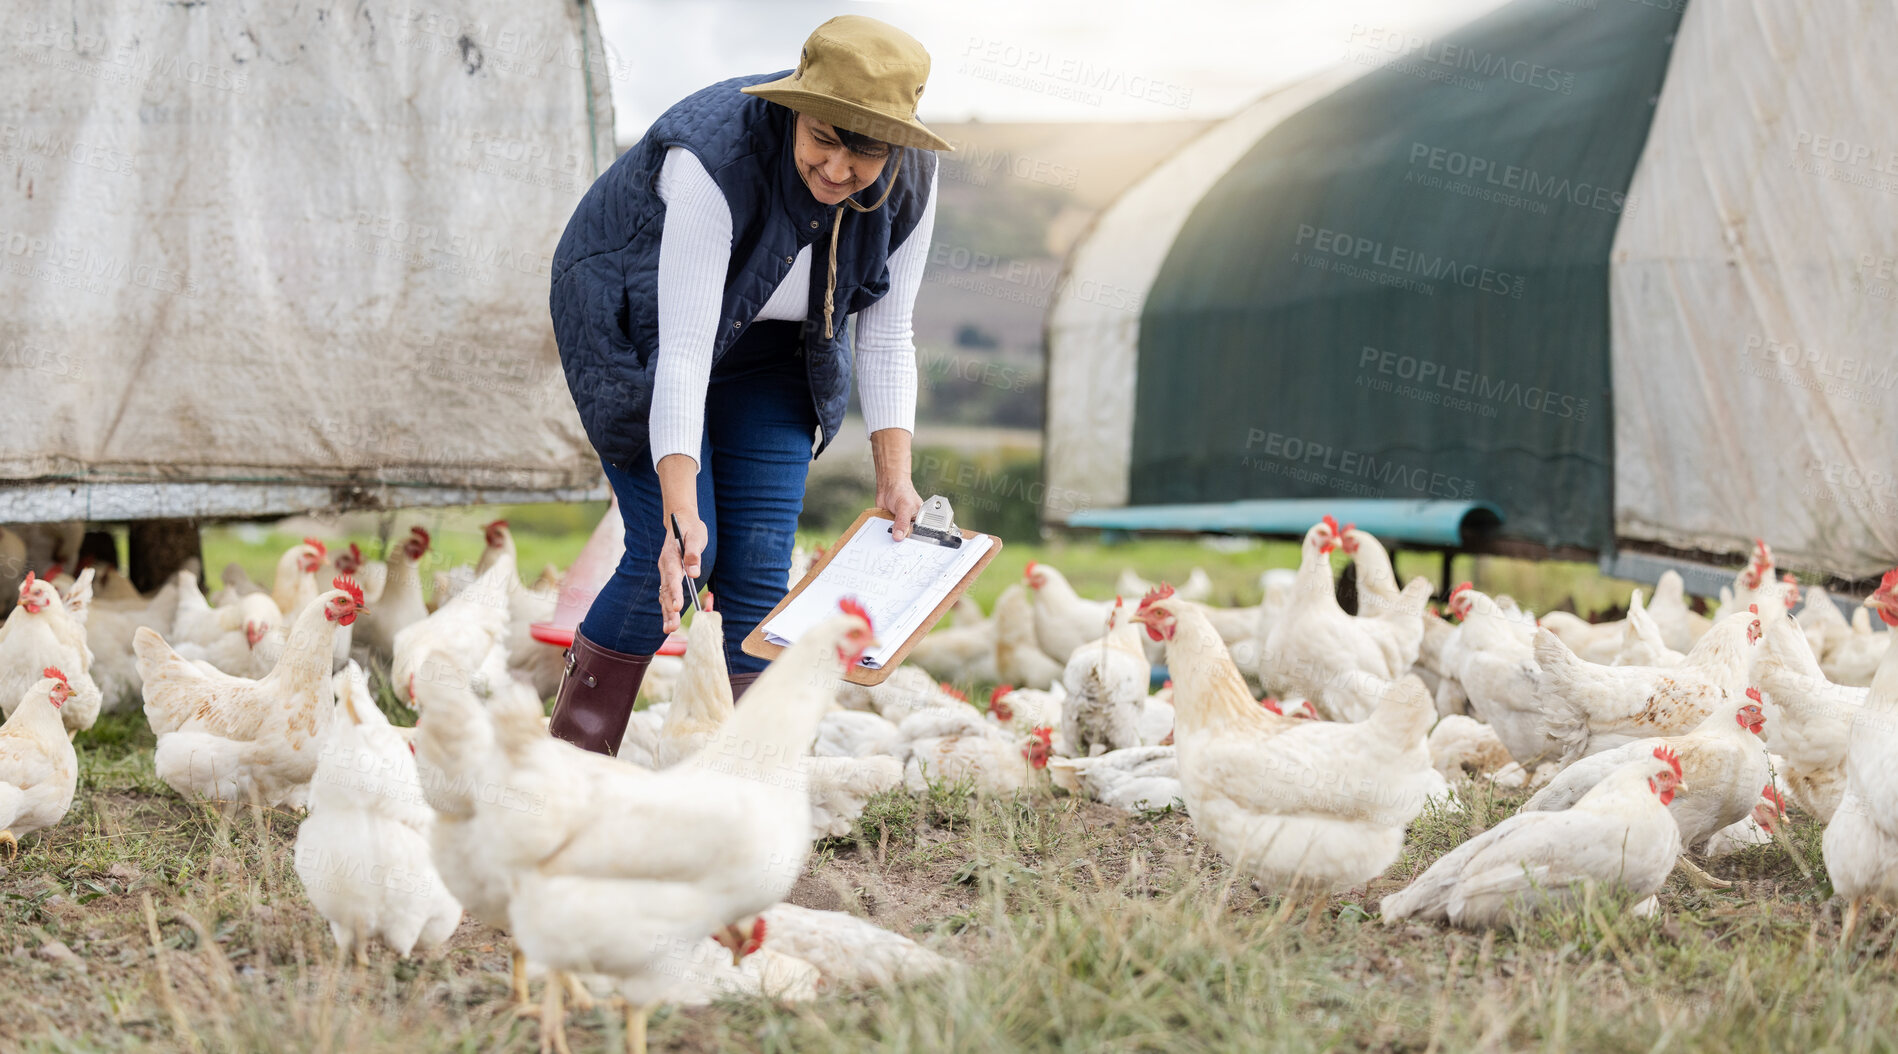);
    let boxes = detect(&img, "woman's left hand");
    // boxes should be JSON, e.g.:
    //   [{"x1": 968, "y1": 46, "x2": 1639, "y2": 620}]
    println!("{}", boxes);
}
[{"x1": 870, "y1": 428, "x2": 923, "y2": 541}]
